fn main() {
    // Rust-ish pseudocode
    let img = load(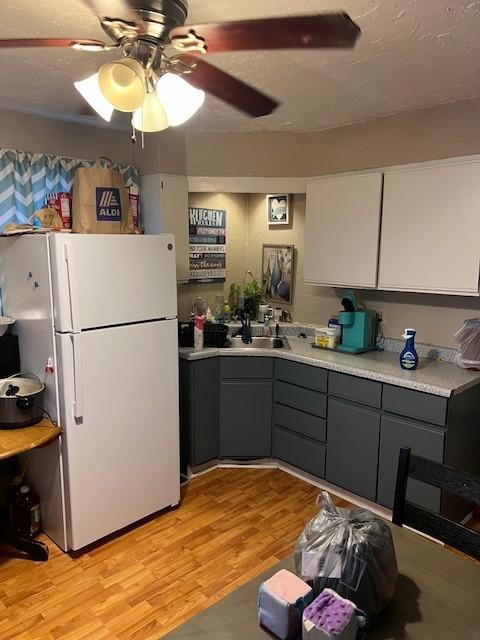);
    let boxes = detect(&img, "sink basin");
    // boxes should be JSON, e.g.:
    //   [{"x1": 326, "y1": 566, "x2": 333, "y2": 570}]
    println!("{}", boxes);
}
[{"x1": 228, "y1": 336, "x2": 291, "y2": 350}]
